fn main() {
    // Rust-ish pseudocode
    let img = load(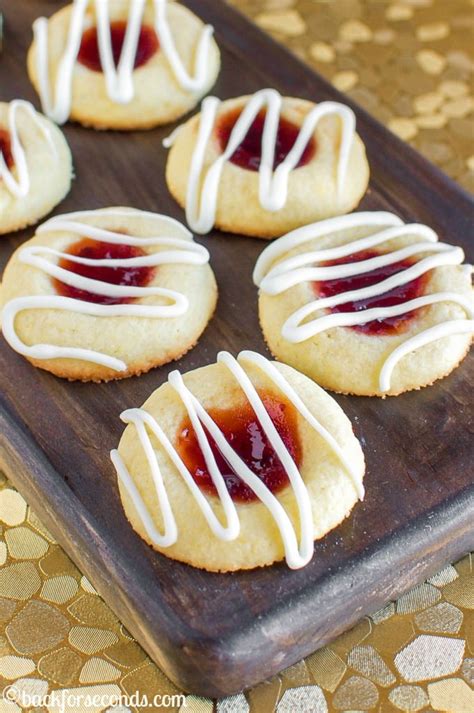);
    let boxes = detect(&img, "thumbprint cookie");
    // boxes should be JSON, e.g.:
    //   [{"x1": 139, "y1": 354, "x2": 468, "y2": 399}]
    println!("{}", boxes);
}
[
  {"x1": 0, "y1": 100, "x2": 72, "y2": 235},
  {"x1": 27, "y1": 0, "x2": 220, "y2": 130},
  {"x1": 165, "y1": 88, "x2": 369, "y2": 238},
  {"x1": 255, "y1": 212, "x2": 474, "y2": 396},
  {"x1": 111, "y1": 350, "x2": 365, "y2": 571},
  {"x1": 0, "y1": 207, "x2": 217, "y2": 381}
]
